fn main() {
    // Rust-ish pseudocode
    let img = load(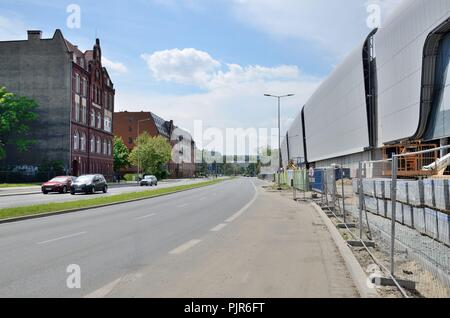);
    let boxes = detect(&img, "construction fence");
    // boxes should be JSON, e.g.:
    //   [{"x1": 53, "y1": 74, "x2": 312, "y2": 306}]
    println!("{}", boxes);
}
[{"x1": 275, "y1": 146, "x2": 450, "y2": 298}]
